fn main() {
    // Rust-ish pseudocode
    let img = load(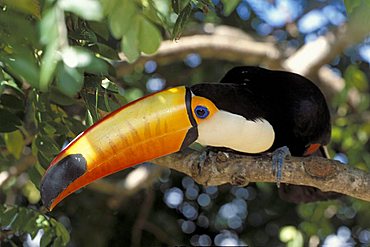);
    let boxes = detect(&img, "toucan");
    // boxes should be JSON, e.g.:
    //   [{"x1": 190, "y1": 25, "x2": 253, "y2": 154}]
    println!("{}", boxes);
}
[{"x1": 40, "y1": 66, "x2": 338, "y2": 210}]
